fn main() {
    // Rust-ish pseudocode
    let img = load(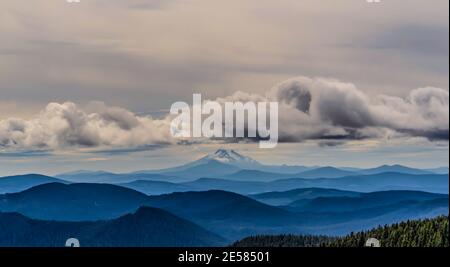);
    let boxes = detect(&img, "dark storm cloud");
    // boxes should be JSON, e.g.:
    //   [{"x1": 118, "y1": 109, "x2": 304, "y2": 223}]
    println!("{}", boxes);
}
[
  {"x1": 276, "y1": 81, "x2": 312, "y2": 114},
  {"x1": 224, "y1": 77, "x2": 449, "y2": 143}
]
